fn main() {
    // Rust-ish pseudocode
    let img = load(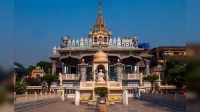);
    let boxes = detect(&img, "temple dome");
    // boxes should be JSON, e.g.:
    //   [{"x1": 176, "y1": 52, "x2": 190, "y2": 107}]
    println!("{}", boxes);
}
[
  {"x1": 63, "y1": 35, "x2": 68, "y2": 40},
  {"x1": 93, "y1": 49, "x2": 108, "y2": 62},
  {"x1": 89, "y1": 30, "x2": 92, "y2": 35},
  {"x1": 35, "y1": 66, "x2": 41, "y2": 70}
]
